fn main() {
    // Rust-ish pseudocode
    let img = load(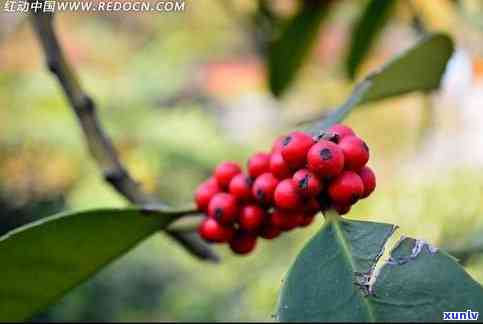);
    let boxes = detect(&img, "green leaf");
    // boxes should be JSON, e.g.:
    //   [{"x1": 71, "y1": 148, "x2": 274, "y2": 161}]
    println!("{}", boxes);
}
[
  {"x1": 0, "y1": 207, "x2": 191, "y2": 321},
  {"x1": 346, "y1": 0, "x2": 397, "y2": 79},
  {"x1": 311, "y1": 33, "x2": 454, "y2": 132},
  {"x1": 268, "y1": 0, "x2": 331, "y2": 97},
  {"x1": 278, "y1": 217, "x2": 483, "y2": 322}
]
